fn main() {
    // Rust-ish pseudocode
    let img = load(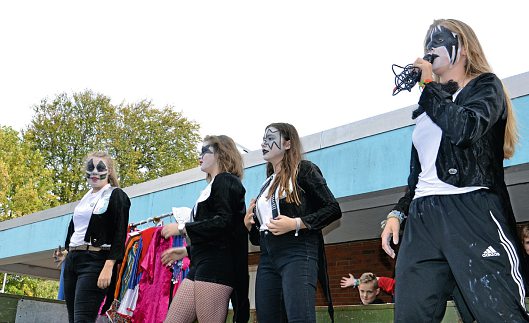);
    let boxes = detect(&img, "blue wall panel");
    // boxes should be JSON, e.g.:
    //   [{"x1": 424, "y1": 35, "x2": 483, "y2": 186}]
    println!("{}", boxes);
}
[
  {"x1": 505, "y1": 96, "x2": 529, "y2": 167},
  {"x1": 1, "y1": 94, "x2": 528, "y2": 260},
  {"x1": 0, "y1": 214, "x2": 71, "y2": 258},
  {"x1": 305, "y1": 127, "x2": 413, "y2": 198},
  {"x1": 128, "y1": 179, "x2": 207, "y2": 224}
]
